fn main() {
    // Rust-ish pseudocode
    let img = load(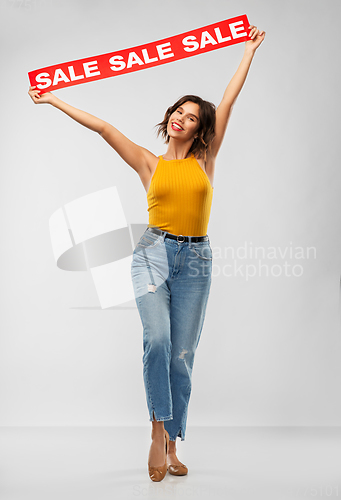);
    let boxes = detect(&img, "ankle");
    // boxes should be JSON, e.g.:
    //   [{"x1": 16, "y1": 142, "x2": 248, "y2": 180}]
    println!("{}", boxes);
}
[{"x1": 151, "y1": 427, "x2": 165, "y2": 439}]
